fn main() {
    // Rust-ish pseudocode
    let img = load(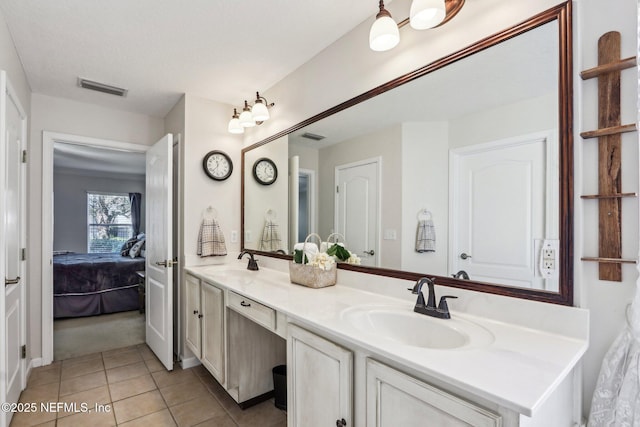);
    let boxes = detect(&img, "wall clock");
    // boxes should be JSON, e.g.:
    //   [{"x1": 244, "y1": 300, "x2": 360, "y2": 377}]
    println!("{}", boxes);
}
[
  {"x1": 203, "y1": 150, "x2": 233, "y2": 181},
  {"x1": 253, "y1": 157, "x2": 278, "y2": 185}
]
